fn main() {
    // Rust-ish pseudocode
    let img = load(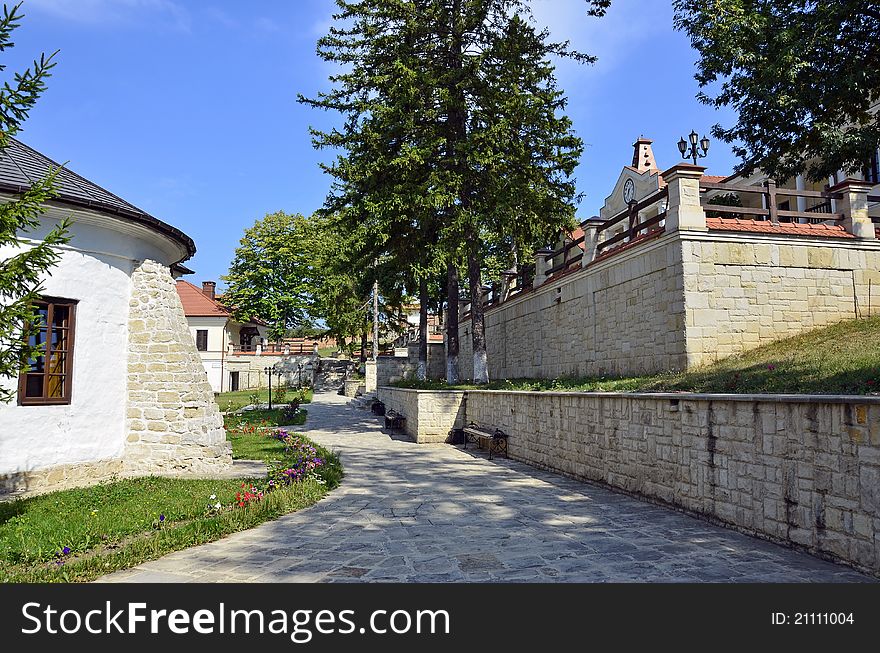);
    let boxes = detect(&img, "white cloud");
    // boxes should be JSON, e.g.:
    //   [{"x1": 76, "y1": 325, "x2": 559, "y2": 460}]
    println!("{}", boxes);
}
[
  {"x1": 204, "y1": 6, "x2": 237, "y2": 29},
  {"x1": 24, "y1": 0, "x2": 191, "y2": 32},
  {"x1": 254, "y1": 16, "x2": 281, "y2": 33},
  {"x1": 531, "y1": 0, "x2": 663, "y2": 76}
]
